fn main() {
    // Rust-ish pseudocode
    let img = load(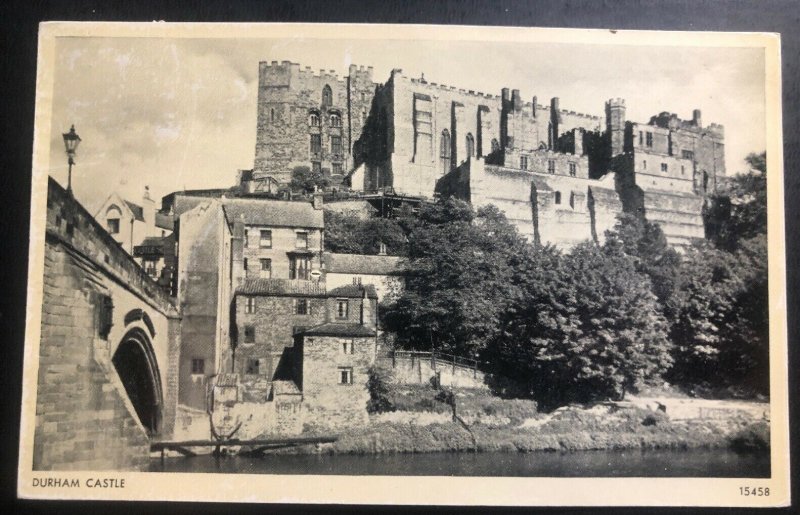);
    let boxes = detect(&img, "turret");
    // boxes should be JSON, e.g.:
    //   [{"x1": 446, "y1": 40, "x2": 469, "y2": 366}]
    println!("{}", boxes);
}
[
  {"x1": 692, "y1": 109, "x2": 702, "y2": 128},
  {"x1": 605, "y1": 98, "x2": 626, "y2": 157}
]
